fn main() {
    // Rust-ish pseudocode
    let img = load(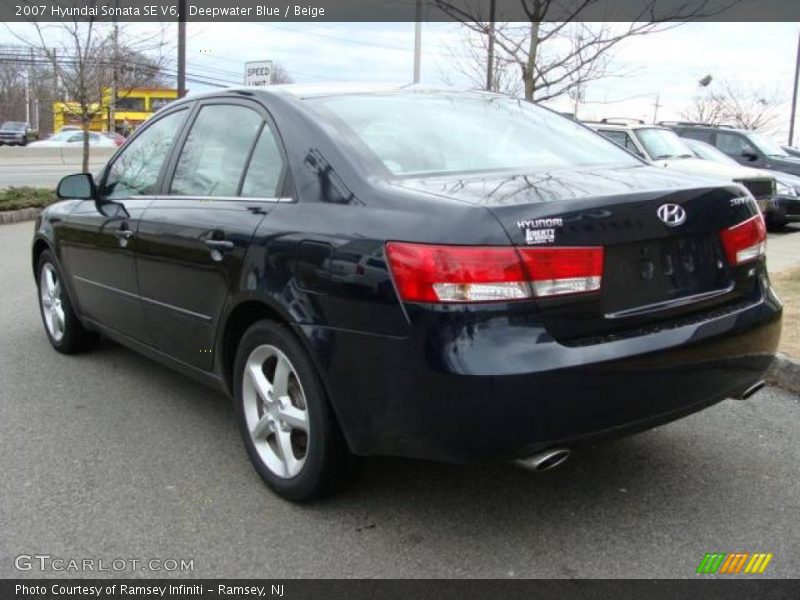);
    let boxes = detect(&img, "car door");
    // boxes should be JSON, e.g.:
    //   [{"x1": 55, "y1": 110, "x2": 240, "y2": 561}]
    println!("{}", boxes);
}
[
  {"x1": 135, "y1": 98, "x2": 287, "y2": 371},
  {"x1": 716, "y1": 131, "x2": 764, "y2": 167},
  {"x1": 60, "y1": 107, "x2": 189, "y2": 341}
]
